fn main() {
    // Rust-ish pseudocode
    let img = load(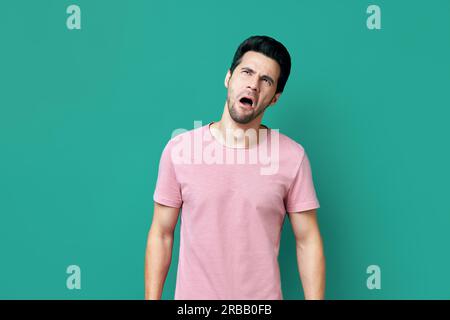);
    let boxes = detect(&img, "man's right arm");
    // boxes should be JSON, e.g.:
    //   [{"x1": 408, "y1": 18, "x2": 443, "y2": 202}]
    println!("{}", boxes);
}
[{"x1": 144, "y1": 201, "x2": 180, "y2": 300}]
